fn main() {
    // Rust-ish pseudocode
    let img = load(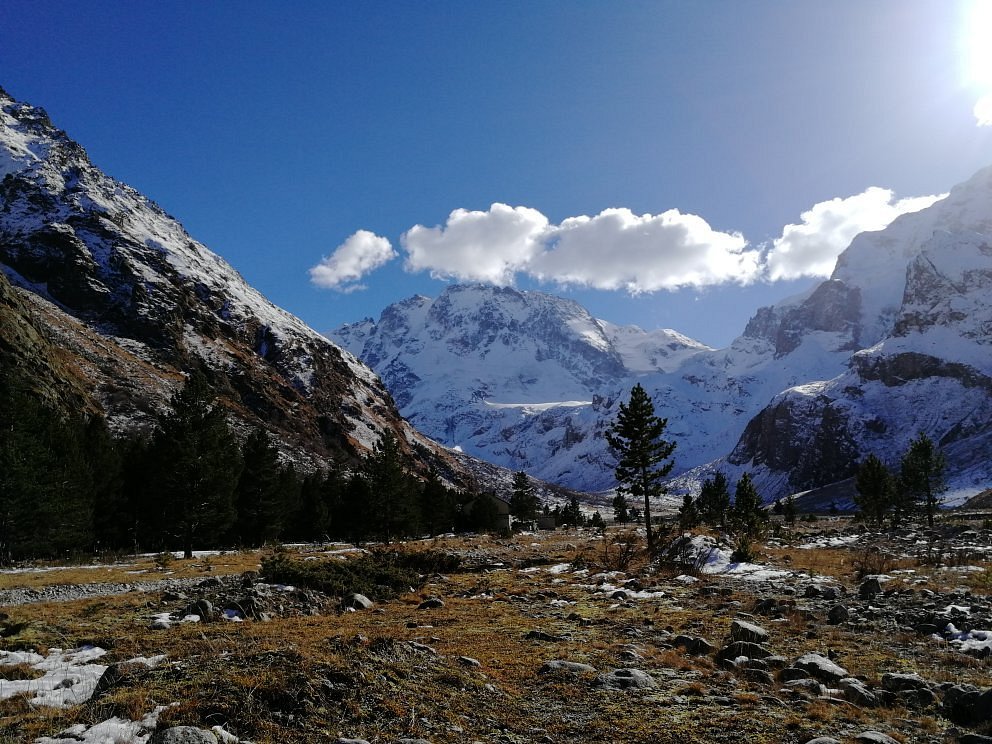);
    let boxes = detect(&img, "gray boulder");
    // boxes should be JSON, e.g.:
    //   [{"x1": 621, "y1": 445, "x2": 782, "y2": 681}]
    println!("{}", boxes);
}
[
  {"x1": 827, "y1": 605, "x2": 849, "y2": 624},
  {"x1": 840, "y1": 678, "x2": 879, "y2": 707},
  {"x1": 730, "y1": 619, "x2": 769, "y2": 644},
  {"x1": 859, "y1": 577, "x2": 882, "y2": 599},
  {"x1": 855, "y1": 733, "x2": 899, "y2": 744},
  {"x1": 793, "y1": 653, "x2": 849, "y2": 683},
  {"x1": 539, "y1": 660, "x2": 596, "y2": 675},
  {"x1": 803, "y1": 739, "x2": 841, "y2": 744},
  {"x1": 716, "y1": 641, "x2": 772, "y2": 662},
  {"x1": 594, "y1": 668, "x2": 656, "y2": 690},
  {"x1": 148, "y1": 728, "x2": 218, "y2": 744},
  {"x1": 672, "y1": 635, "x2": 715, "y2": 655},
  {"x1": 344, "y1": 593, "x2": 374, "y2": 610},
  {"x1": 880, "y1": 672, "x2": 931, "y2": 693},
  {"x1": 943, "y1": 684, "x2": 992, "y2": 724}
]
